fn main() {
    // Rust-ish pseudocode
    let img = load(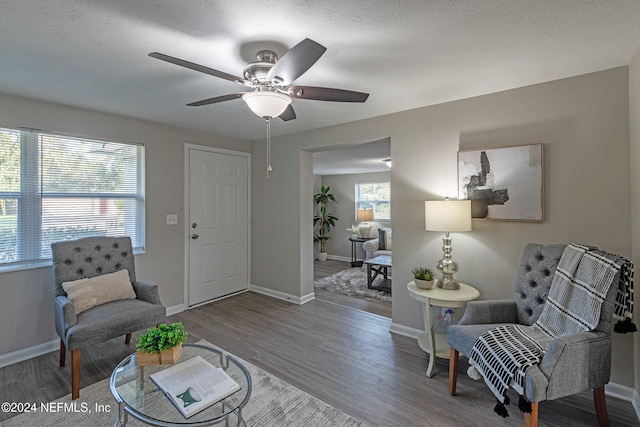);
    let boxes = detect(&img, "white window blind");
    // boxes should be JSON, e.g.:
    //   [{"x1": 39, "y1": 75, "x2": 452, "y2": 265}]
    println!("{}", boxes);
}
[
  {"x1": 0, "y1": 127, "x2": 145, "y2": 266},
  {"x1": 355, "y1": 182, "x2": 390, "y2": 220}
]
